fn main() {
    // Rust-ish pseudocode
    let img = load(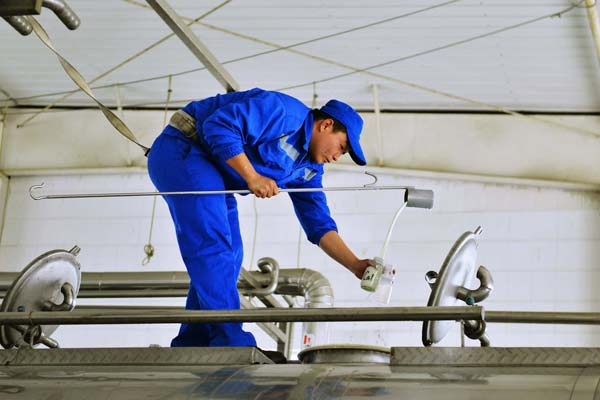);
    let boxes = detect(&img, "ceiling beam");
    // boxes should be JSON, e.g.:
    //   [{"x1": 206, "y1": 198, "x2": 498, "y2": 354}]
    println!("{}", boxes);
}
[{"x1": 145, "y1": 0, "x2": 239, "y2": 93}]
